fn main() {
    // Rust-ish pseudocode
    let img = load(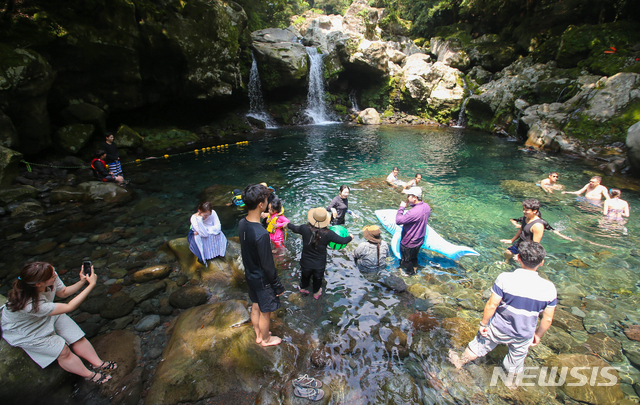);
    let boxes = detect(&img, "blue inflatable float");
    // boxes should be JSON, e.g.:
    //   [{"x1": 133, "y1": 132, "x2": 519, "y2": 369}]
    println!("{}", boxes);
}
[{"x1": 375, "y1": 209, "x2": 480, "y2": 261}]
